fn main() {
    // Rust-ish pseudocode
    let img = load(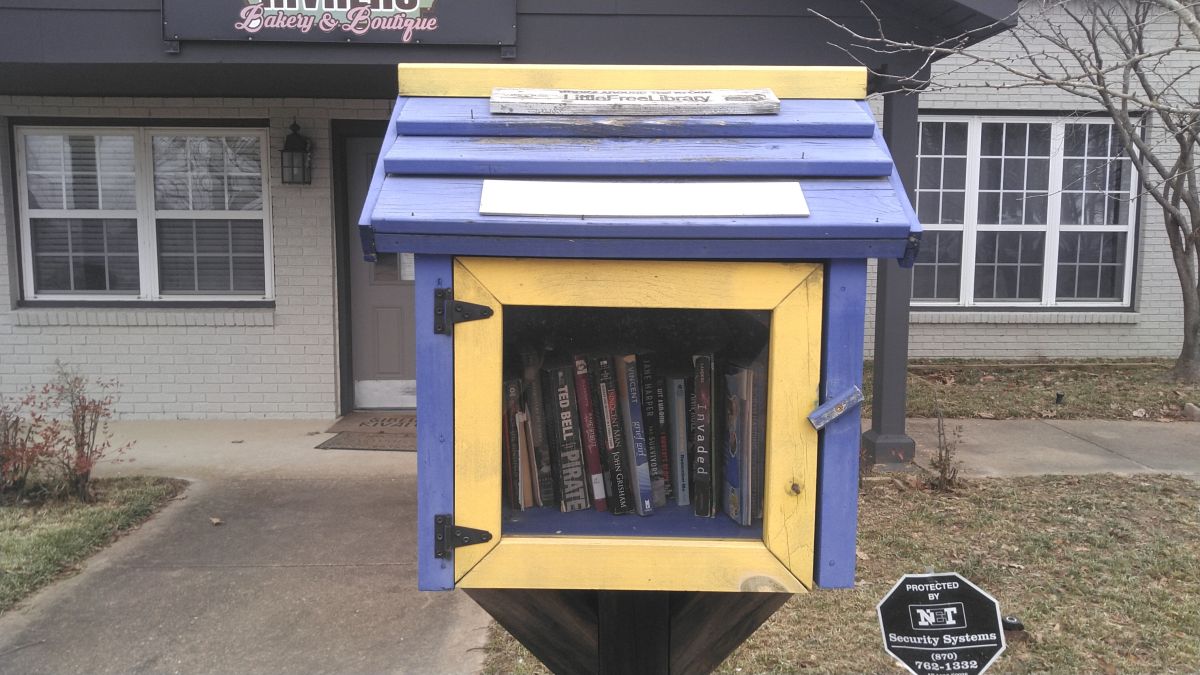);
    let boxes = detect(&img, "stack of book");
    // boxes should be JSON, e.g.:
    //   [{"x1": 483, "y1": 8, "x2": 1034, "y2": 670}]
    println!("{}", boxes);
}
[{"x1": 502, "y1": 347, "x2": 767, "y2": 526}]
